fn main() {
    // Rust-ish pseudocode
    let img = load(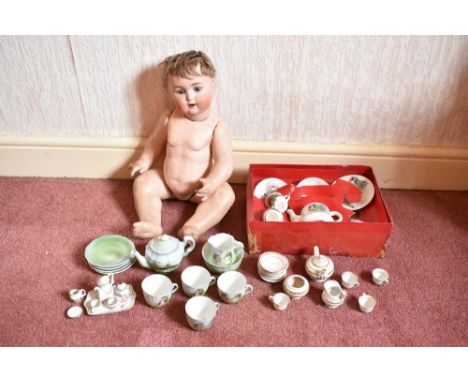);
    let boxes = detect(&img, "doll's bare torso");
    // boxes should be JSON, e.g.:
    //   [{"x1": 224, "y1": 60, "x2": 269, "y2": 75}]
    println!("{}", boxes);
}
[{"x1": 162, "y1": 110, "x2": 219, "y2": 200}]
